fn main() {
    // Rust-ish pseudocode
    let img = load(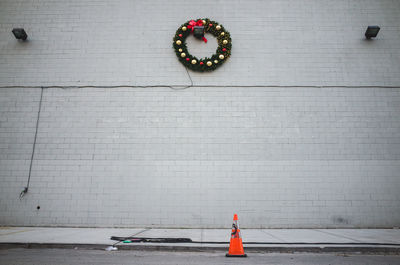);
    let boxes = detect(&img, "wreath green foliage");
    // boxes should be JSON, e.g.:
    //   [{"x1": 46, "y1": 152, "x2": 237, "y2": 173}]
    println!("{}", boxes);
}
[{"x1": 173, "y1": 18, "x2": 232, "y2": 72}]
